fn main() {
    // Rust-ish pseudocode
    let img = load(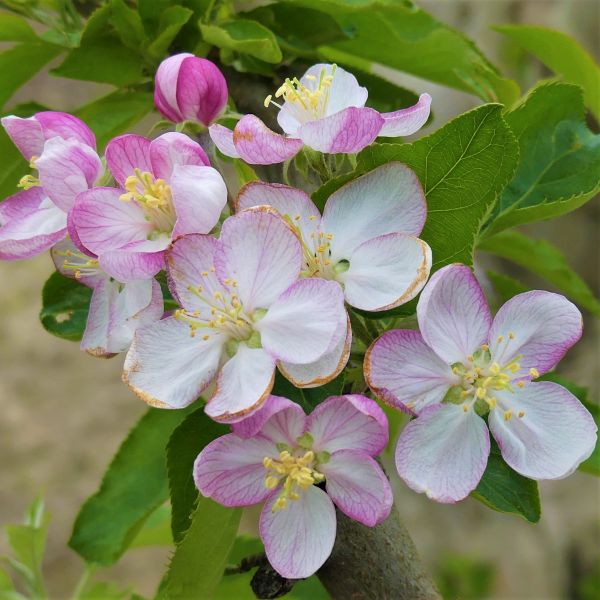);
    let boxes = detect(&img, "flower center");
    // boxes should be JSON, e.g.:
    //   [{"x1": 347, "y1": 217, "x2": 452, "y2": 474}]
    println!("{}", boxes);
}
[
  {"x1": 447, "y1": 332, "x2": 539, "y2": 420},
  {"x1": 119, "y1": 169, "x2": 176, "y2": 236},
  {"x1": 17, "y1": 156, "x2": 41, "y2": 190},
  {"x1": 54, "y1": 246, "x2": 100, "y2": 280},
  {"x1": 264, "y1": 66, "x2": 336, "y2": 122}
]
